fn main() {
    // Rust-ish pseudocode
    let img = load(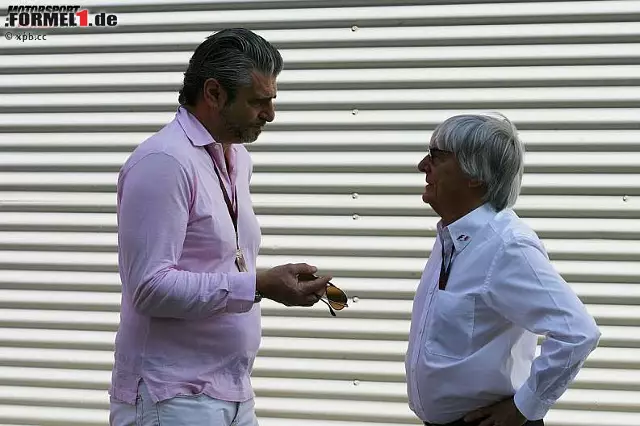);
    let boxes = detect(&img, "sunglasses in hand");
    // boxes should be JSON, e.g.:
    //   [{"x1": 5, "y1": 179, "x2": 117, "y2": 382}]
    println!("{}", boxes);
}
[{"x1": 298, "y1": 273, "x2": 349, "y2": 317}]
